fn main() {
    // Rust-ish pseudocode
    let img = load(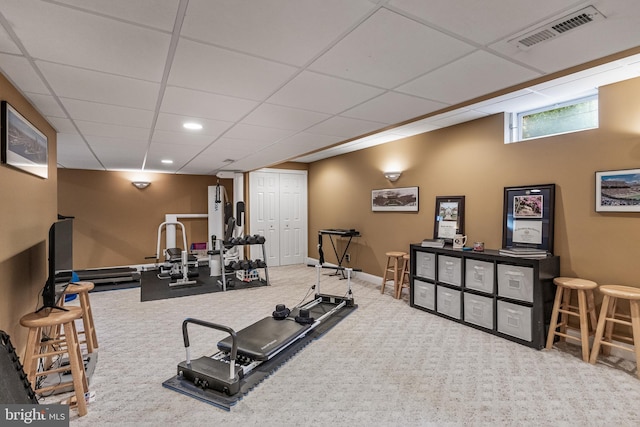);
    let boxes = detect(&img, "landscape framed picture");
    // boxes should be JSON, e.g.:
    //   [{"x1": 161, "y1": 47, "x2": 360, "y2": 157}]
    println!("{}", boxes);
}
[
  {"x1": 595, "y1": 168, "x2": 640, "y2": 212},
  {"x1": 1, "y1": 101, "x2": 48, "y2": 179},
  {"x1": 371, "y1": 186, "x2": 418, "y2": 212}
]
